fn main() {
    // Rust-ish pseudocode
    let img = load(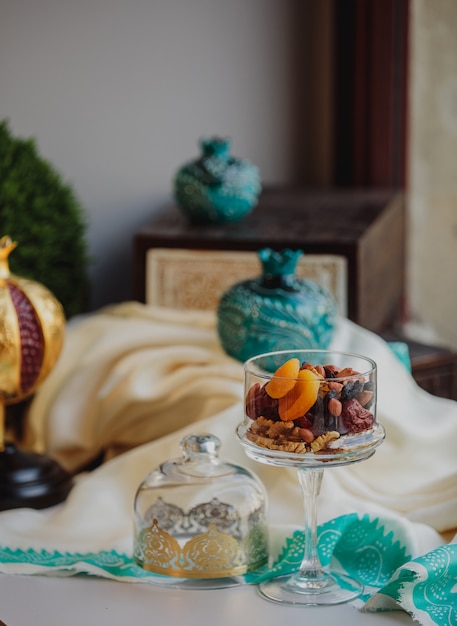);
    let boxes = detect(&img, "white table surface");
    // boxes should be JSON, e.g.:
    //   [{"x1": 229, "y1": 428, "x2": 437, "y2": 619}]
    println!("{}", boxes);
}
[{"x1": 0, "y1": 573, "x2": 414, "y2": 626}]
